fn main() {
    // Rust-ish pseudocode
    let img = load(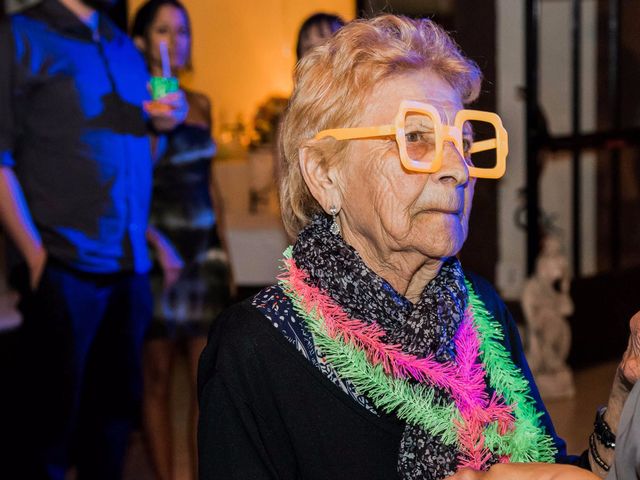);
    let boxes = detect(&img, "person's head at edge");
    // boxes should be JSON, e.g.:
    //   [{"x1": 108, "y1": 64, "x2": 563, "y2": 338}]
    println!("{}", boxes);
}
[
  {"x1": 281, "y1": 15, "x2": 482, "y2": 300},
  {"x1": 296, "y1": 12, "x2": 345, "y2": 60},
  {"x1": 131, "y1": 0, "x2": 191, "y2": 76}
]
